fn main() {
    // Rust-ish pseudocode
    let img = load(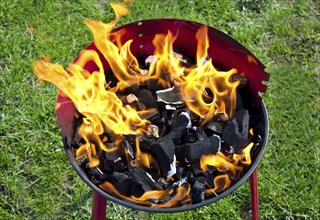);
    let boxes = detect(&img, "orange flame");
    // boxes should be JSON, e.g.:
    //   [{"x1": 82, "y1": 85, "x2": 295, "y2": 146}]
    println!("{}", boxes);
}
[
  {"x1": 100, "y1": 181, "x2": 190, "y2": 208},
  {"x1": 131, "y1": 136, "x2": 154, "y2": 169},
  {"x1": 34, "y1": 2, "x2": 249, "y2": 206},
  {"x1": 205, "y1": 174, "x2": 231, "y2": 196},
  {"x1": 200, "y1": 142, "x2": 254, "y2": 194}
]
